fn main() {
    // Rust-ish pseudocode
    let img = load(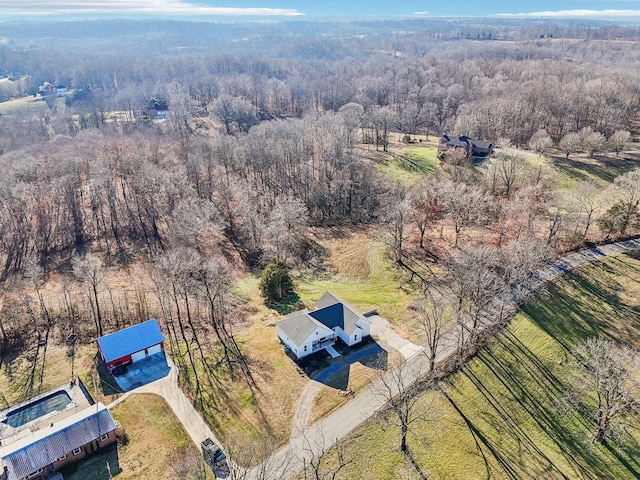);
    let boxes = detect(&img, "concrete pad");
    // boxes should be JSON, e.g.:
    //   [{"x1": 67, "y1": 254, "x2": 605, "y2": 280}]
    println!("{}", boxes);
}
[
  {"x1": 114, "y1": 352, "x2": 170, "y2": 391},
  {"x1": 324, "y1": 345, "x2": 341, "y2": 359}
]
